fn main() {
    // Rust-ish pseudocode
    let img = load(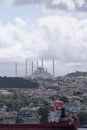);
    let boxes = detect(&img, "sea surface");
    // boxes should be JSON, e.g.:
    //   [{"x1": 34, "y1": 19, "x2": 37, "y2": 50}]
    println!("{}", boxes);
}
[{"x1": 78, "y1": 128, "x2": 87, "y2": 130}]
